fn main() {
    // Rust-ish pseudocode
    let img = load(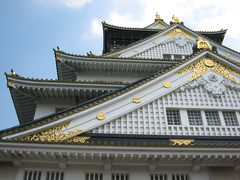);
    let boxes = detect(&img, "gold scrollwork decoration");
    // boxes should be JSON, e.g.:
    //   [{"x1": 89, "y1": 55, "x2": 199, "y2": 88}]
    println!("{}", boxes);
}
[
  {"x1": 96, "y1": 112, "x2": 106, "y2": 120},
  {"x1": 132, "y1": 97, "x2": 141, "y2": 103},
  {"x1": 16, "y1": 121, "x2": 85, "y2": 143},
  {"x1": 166, "y1": 28, "x2": 192, "y2": 40},
  {"x1": 178, "y1": 57, "x2": 239, "y2": 83},
  {"x1": 169, "y1": 139, "x2": 194, "y2": 146},
  {"x1": 66, "y1": 136, "x2": 90, "y2": 144}
]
